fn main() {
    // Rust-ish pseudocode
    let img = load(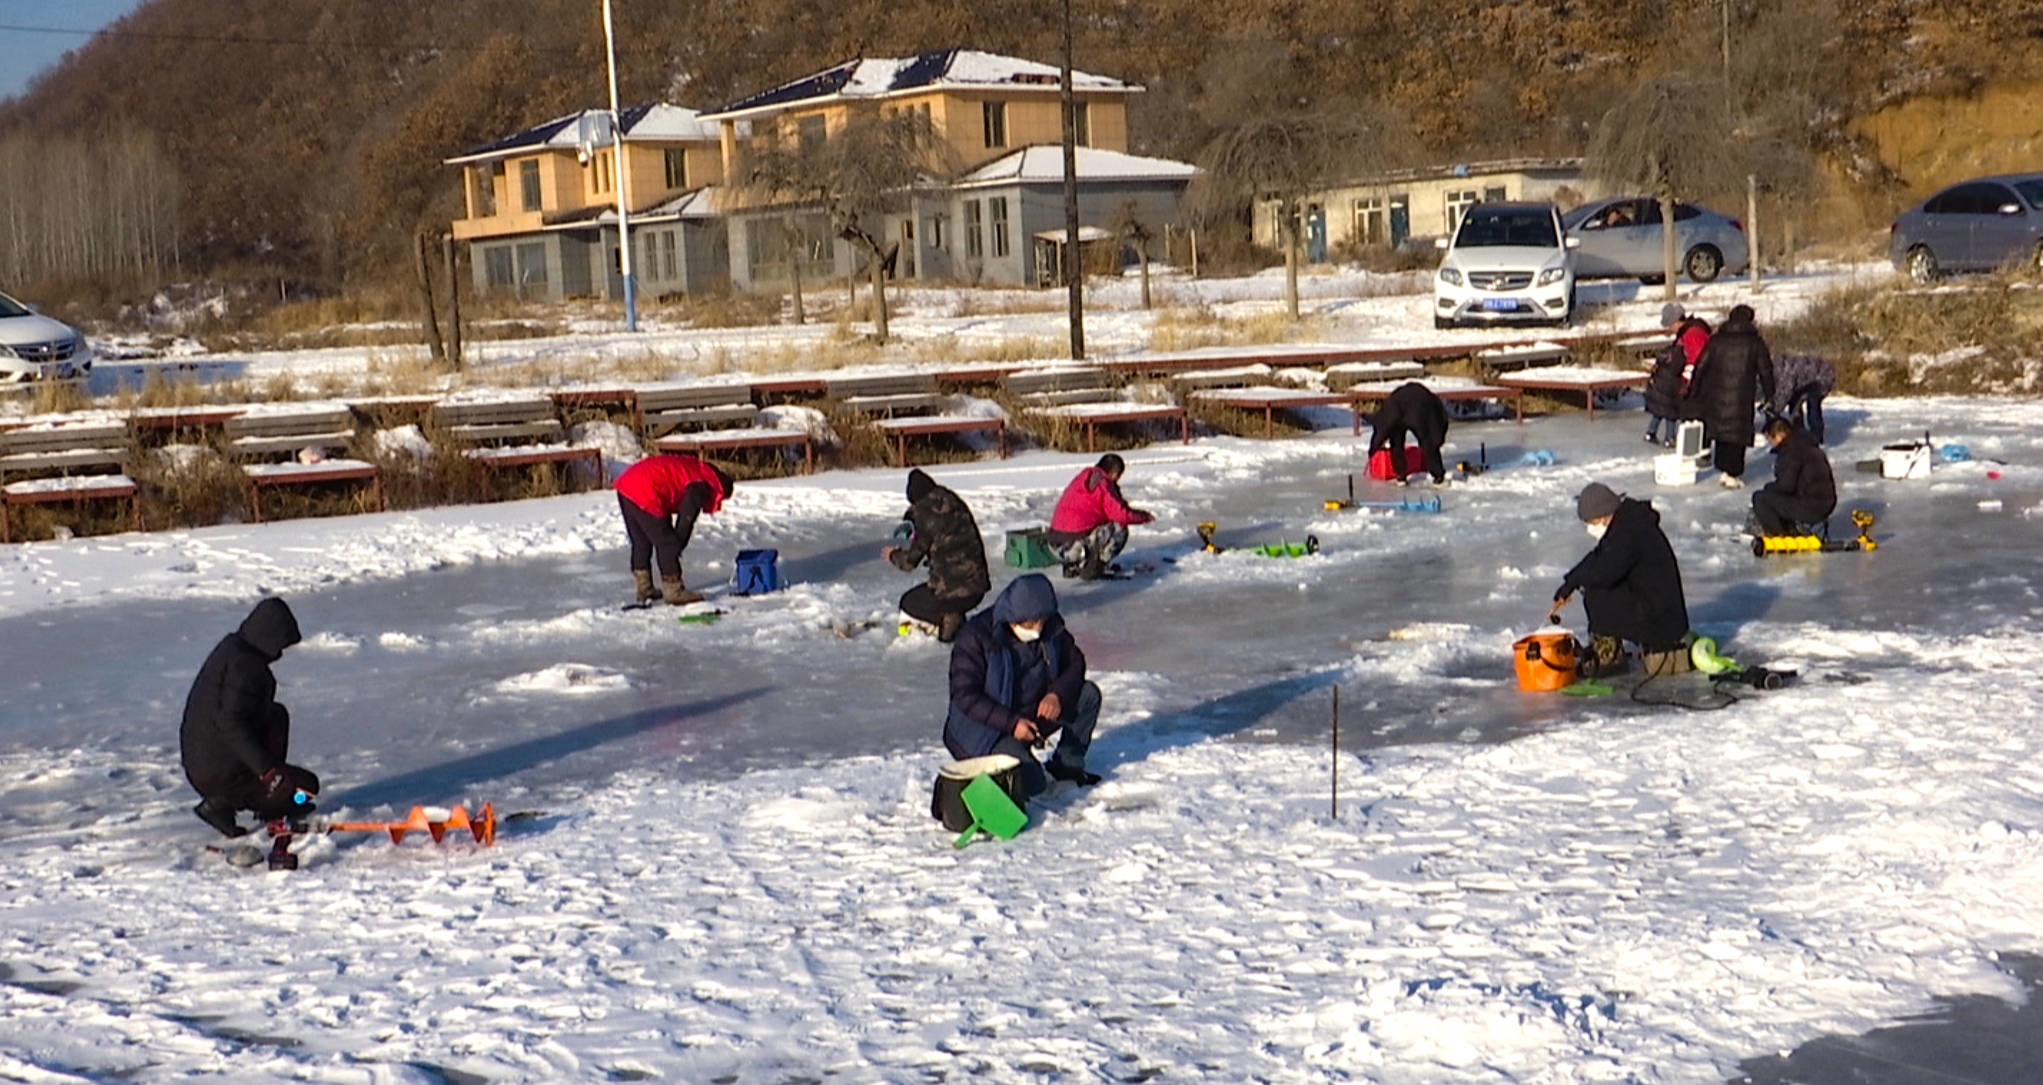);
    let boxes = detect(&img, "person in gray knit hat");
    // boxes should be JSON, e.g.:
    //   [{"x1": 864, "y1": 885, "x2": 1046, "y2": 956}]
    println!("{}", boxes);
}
[{"x1": 1551, "y1": 482, "x2": 1691, "y2": 678}]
